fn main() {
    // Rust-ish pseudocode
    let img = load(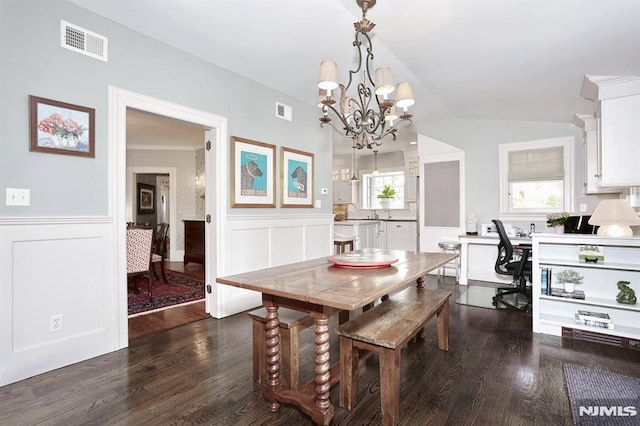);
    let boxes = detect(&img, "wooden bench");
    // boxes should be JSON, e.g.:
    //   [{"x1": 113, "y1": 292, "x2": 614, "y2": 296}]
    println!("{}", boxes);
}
[
  {"x1": 337, "y1": 287, "x2": 452, "y2": 426},
  {"x1": 248, "y1": 307, "x2": 314, "y2": 390}
]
